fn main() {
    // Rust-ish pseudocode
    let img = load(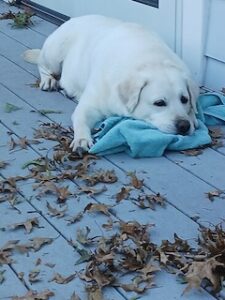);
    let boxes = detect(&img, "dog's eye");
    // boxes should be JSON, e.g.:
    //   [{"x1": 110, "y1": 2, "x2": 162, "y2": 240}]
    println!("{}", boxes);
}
[
  {"x1": 154, "y1": 100, "x2": 167, "y2": 107},
  {"x1": 180, "y1": 96, "x2": 188, "y2": 104}
]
